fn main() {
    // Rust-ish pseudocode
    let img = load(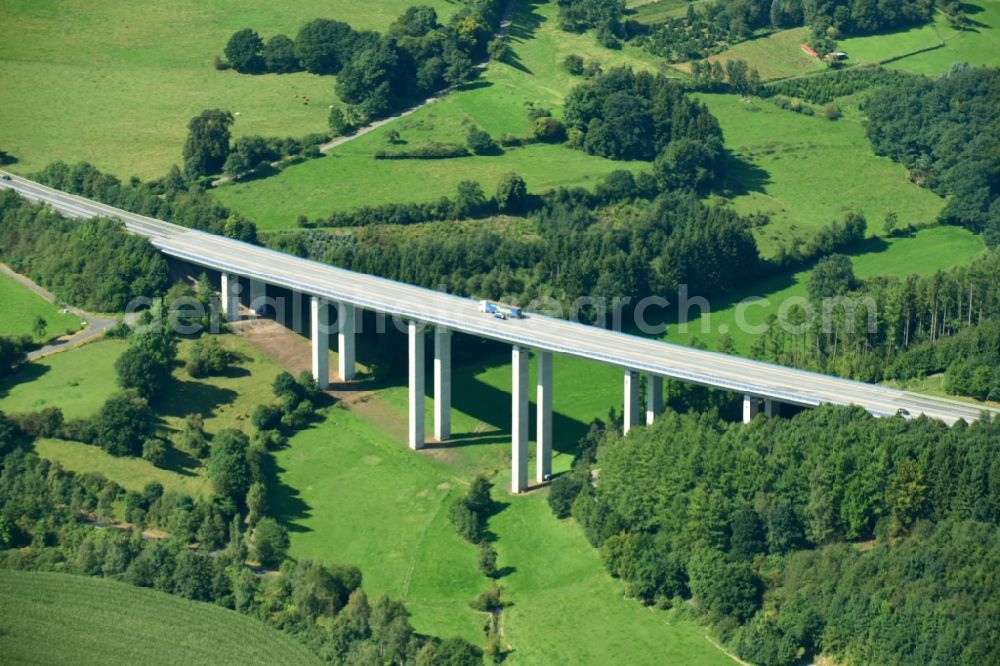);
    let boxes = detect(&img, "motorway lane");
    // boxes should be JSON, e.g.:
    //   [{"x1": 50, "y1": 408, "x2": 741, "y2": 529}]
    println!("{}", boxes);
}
[{"x1": 1, "y1": 171, "x2": 995, "y2": 425}]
